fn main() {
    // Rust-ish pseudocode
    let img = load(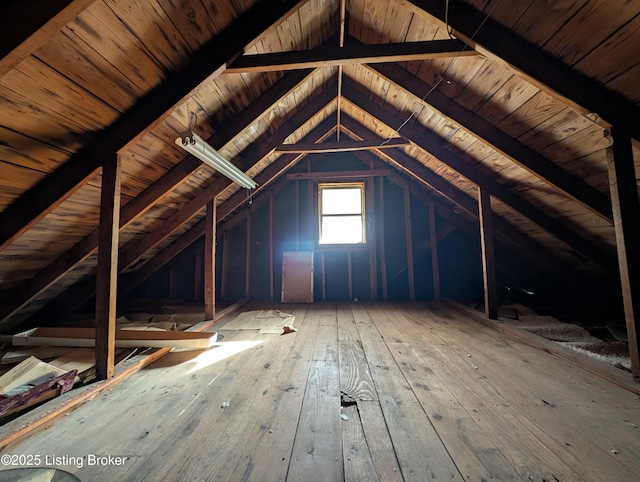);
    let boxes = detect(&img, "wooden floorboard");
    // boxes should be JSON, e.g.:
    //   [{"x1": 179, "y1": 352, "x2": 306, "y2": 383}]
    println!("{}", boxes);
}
[{"x1": 2, "y1": 301, "x2": 640, "y2": 481}]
